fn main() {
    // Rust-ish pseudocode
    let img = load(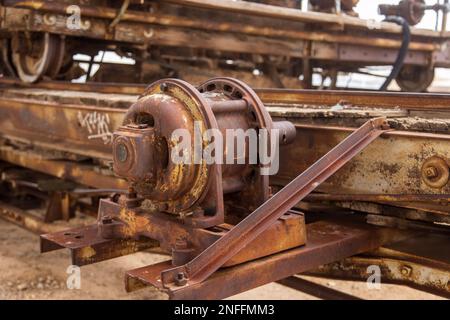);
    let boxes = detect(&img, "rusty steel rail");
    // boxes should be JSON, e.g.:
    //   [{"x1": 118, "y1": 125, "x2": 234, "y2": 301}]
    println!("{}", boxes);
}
[
  {"x1": 157, "y1": 117, "x2": 389, "y2": 287},
  {"x1": 304, "y1": 193, "x2": 450, "y2": 202},
  {"x1": 3, "y1": 78, "x2": 450, "y2": 111}
]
